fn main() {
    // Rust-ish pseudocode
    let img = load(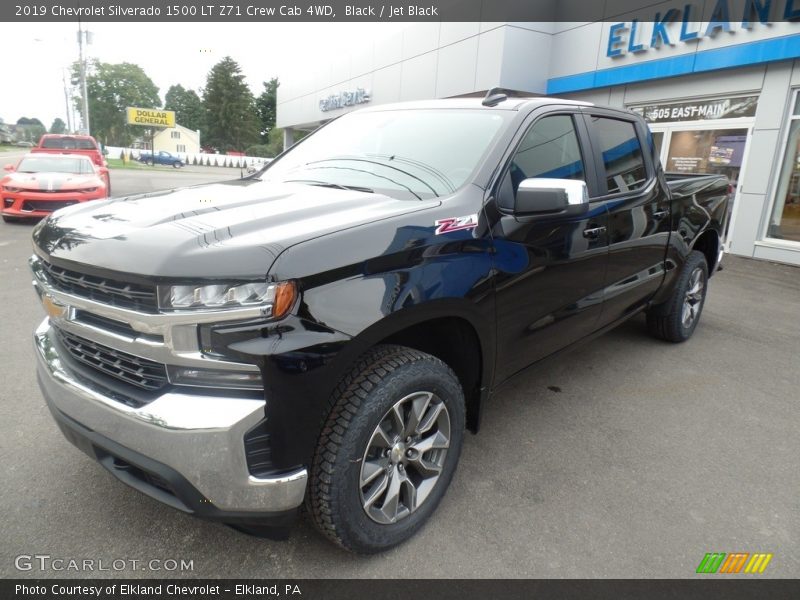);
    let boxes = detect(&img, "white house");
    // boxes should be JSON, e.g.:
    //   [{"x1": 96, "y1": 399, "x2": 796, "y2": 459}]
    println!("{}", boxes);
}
[{"x1": 153, "y1": 124, "x2": 200, "y2": 155}]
